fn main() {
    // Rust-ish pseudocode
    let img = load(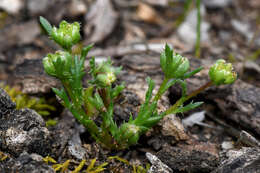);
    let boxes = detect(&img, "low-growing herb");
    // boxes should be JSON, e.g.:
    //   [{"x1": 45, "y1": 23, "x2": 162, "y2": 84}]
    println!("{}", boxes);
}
[{"x1": 40, "y1": 17, "x2": 237, "y2": 150}]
